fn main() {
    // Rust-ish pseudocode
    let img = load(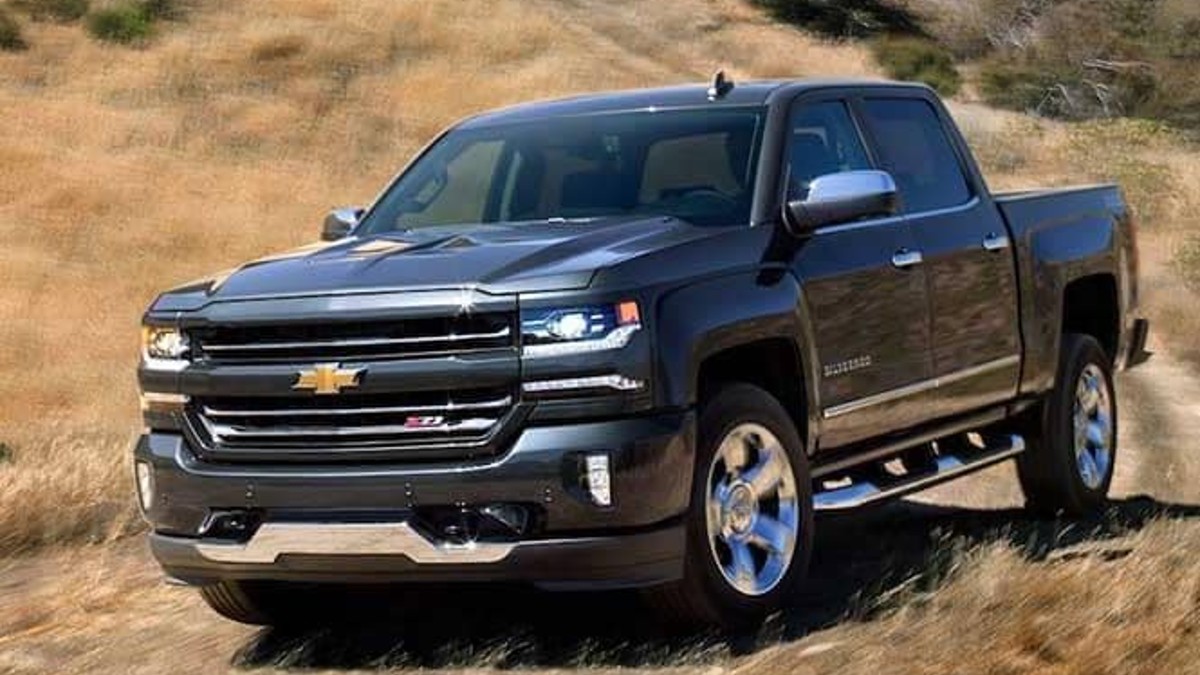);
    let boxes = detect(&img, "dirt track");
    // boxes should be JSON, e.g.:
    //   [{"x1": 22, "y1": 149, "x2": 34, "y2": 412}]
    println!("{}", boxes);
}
[{"x1": 2, "y1": 350, "x2": 1197, "y2": 675}]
